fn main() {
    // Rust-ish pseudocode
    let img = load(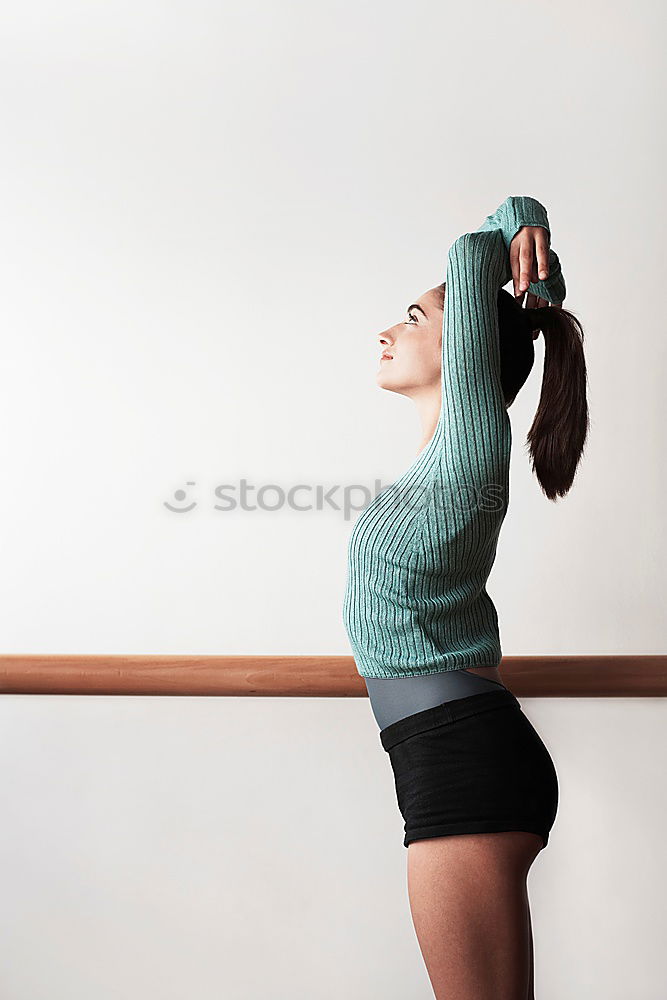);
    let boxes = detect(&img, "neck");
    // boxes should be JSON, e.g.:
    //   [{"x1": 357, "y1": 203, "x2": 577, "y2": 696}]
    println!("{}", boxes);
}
[{"x1": 414, "y1": 388, "x2": 442, "y2": 456}]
